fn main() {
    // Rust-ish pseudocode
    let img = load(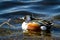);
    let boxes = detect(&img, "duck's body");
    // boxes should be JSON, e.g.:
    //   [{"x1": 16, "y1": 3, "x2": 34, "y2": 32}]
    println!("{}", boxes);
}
[
  {"x1": 21, "y1": 15, "x2": 52, "y2": 32},
  {"x1": 22, "y1": 22, "x2": 39, "y2": 32},
  {"x1": 27, "y1": 22, "x2": 40, "y2": 31},
  {"x1": 22, "y1": 21, "x2": 47, "y2": 32}
]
